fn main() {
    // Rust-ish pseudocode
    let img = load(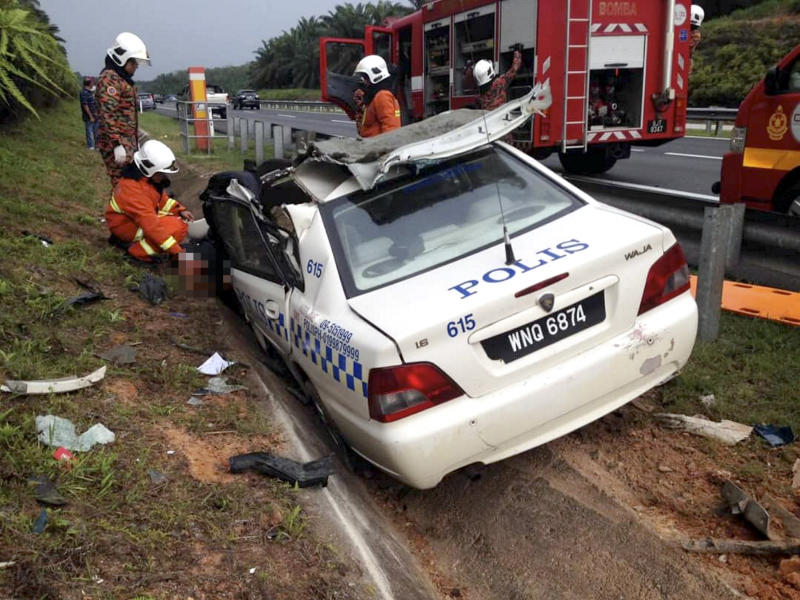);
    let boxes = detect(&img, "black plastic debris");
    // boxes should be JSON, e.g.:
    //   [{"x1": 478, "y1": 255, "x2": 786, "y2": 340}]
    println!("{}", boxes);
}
[
  {"x1": 55, "y1": 291, "x2": 107, "y2": 313},
  {"x1": 98, "y1": 344, "x2": 137, "y2": 365},
  {"x1": 28, "y1": 476, "x2": 66, "y2": 506},
  {"x1": 133, "y1": 273, "x2": 168, "y2": 305},
  {"x1": 753, "y1": 424, "x2": 795, "y2": 447},
  {"x1": 229, "y1": 452, "x2": 334, "y2": 488},
  {"x1": 22, "y1": 231, "x2": 53, "y2": 247},
  {"x1": 32, "y1": 508, "x2": 48, "y2": 534}
]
